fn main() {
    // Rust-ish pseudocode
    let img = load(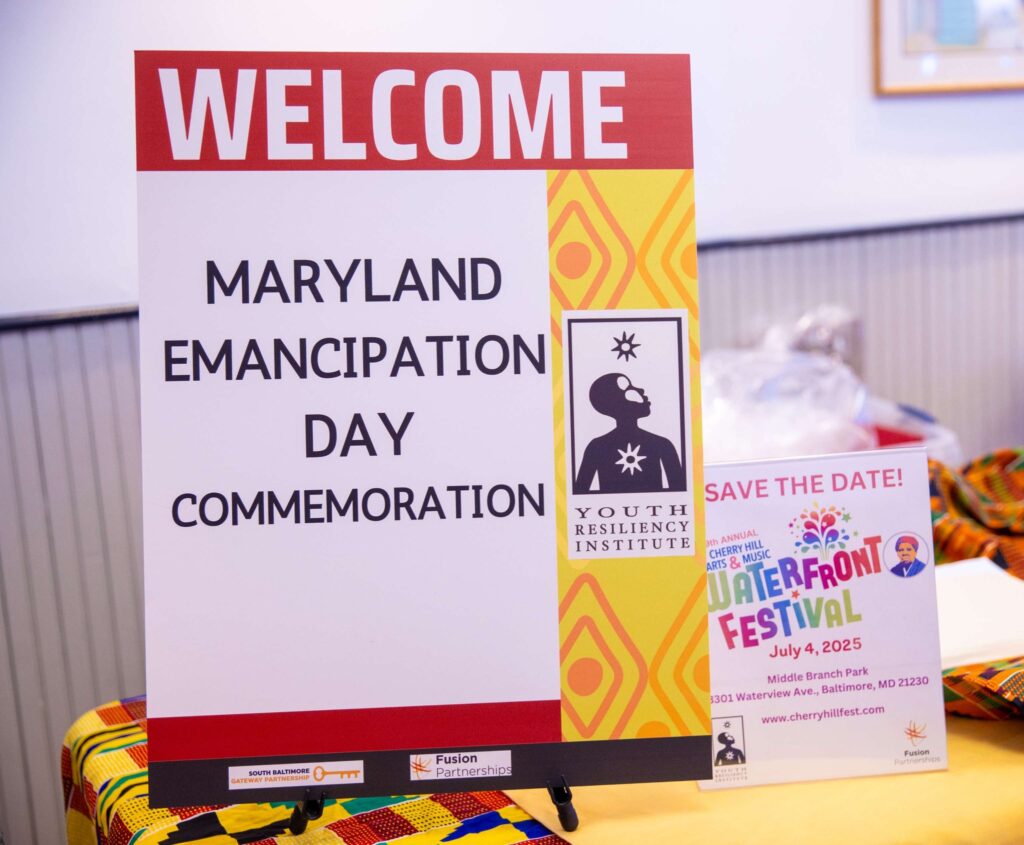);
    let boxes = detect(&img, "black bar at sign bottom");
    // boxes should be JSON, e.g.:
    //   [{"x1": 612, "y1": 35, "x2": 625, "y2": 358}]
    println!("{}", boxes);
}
[{"x1": 148, "y1": 735, "x2": 712, "y2": 807}]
